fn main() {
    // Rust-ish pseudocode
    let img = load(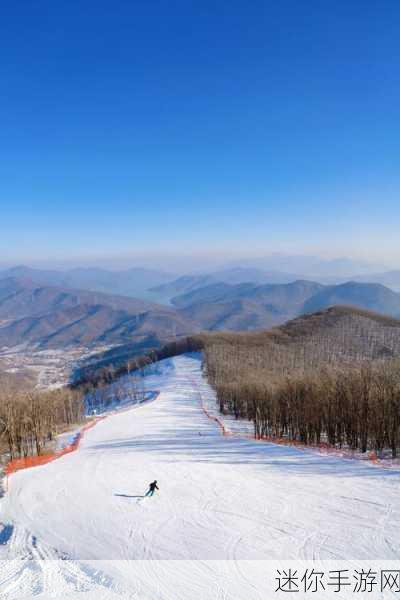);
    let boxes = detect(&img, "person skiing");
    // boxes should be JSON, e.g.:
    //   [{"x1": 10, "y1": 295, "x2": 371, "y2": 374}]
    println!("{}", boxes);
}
[{"x1": 145, "y1": 480, "x2": 159, "y2": 497}]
